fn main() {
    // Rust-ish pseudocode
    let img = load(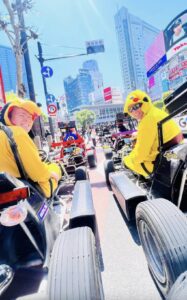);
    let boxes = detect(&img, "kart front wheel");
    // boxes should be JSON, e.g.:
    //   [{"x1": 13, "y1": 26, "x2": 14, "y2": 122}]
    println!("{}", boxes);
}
[
  {"x1": 75, "y1": 166, "x2": 89, "y2": 181},
  {"x1": 104, "y1": 148, "x2": 113, "y2": 160},
  {"x1": 48, "y1": 227, "x2": 104, "y2": 300},
  {"x1": 87, "y1": 150, "x2": 97, "y2": 168},
  {"x1": 104, "y1": 159, "x2": 115, "y2": 186}
]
